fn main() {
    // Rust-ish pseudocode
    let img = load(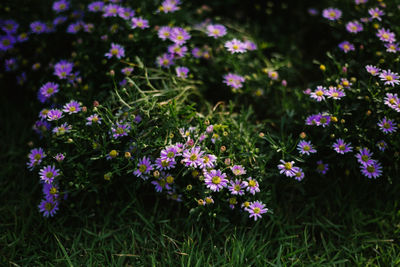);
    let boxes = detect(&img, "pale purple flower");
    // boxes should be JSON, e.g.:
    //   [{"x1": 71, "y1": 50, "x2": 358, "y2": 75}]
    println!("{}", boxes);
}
[
  {"x1": 292, "y1": 167, "x2": 305, "y2": 181},
  {"x1": 30, "y1": 21, "x2": 47, "y2": 34},
  {"x1": 53, "y1": 0, "x2": 69, "y2": 13},
  {"x1": 182, "y1": 146, "x2": 204, "y2": 168},
  {"x1": 326, "y1": 86, "x2": 345, "y2": 100},
  {"x1": 54, "y1": 60, "x2": 73, "y2": 79},
  {"x1": 176, "y1": 66, "x2": 189, "y2": 78},
  {"x1": 54, "y1": 153, "x2": 65, "y2": 162},
  {"x1": 204, "y1": 169, "x2": 228, "y2": 192},
  {"x1": 360, "y1": 161, "x2": 382, "y2": 179},
  {"x1": 377, "y1": 28, "x2": 396, "y2": 43},
  {"x1": 168, "y1": 44, "x2": 188, "y2": 58},
  {"x1": 199, "y1": 154, "x2": 217, "y2": 169},
  {"x1": 118, "y1": 7, "x2": 135, "y2": 20},
  {"x1": 379, "y1": 69, "x2": 400, "y2": 86},
  {"x1": 338, "y1": 41, "x2": 355, "y2": 53},
  {"x1": 376, "y1": 140, "x2": 387, "y2": 152},
  {"x1": 225, "y1": 39, "x2": 246, "y2": 53},
  {"x1": 103, "y1": 4, "x2": 121, "y2": 17},
  {"x1": 156, "y1": 53, "x2": 174, "y2": 68},
  {"x1": 305, "y1": 113, "x2": 331, "y2": 127},
  {"x1": 131, "y1": 17, "x2": 149, "y2": 29},
  {"x1": 310, "y1": 86, "x2": 327, "y2": 101},
  {"x1": 229, "y1": 179, "x2": 246, "y2": 195},
  {"x1": 88, "y1": 1, "x2": 104, "y2": 12},
  {"x1": 39, "y1": 165, "x2": 60, "y2": 184},
  {"x1": 160, "y1": 0, "x2": 180, "y2": 13},
  {"x1": 322, "y1": 8, "x2": 342, "y2": 21},
  {"x1": 244, "y1": 40, "x2": 257, "y2": 51},
  {"x1": 155, "y1": 158, "x2": 176, "y2": 170},
  {"x1": 63, "y1": 100, "x2": 81, "y2": 114},
  {"x1": 355, "y1": 148, "x2": 375, "y2": 166},
  {"x1": 346, "y1": 21, "x2": 363, "y2": 34},
  {"x1": 158, "y1": 26, "x2": 172, "y2": 40},
  {"x1": 332, "y1": 138, "x2": 353, "y2": 154},
  {"x1": 231, "y1": 165, "x2": 246, "y2": 176},
  {"x1": 278, "y1": 160, "x2": 296, "y2": 177},
  {"x1": 134, "y1": 156, "x2": 153, "y2": 179},
  {"x1": 169, "y1": 27, "x2": 190, "y2": 45},
  {"x1": 378, "y1": 117, "x2": 397, "y2": 134},
  {"x1": 245, "y1": 201, "x2": 268, "y2": 221},
  {"x1": 160, "y1": 146, "x2": 181, "y2": 161},
  {"x1": 385, "y1": 43, "x2": 400, "y2": 53},
  {"x1": 52, "y1": 122, "x2": 72, "y2": 135},
  {"x1": 369, "y1": 7, "x2": 384, "y2": 21},
  {"x1": 206, "y1": 24, "x2": 227, "y2": 38},
  {"x1": 365, "y1": 65, "x2": 380, "y2": 76},
  {"x1": 151, "y1": 177, "x2": 171, "y2": 192},
  {"x1": 191, "y1": 47, "x2": 202, "y2": 58},
  {"x1": 38, "y1": 198, "x2": 59, "y2": 217},
  {"x1": 86, "y1": 114, "x2": 102, "y2": 125},
  {"x1": 38, "y1": 82, "x2": 59, "y2": 103},
  {"x1": 47, "y1": 109, "x2": 63, "y2": 121},
  {"x1": 105, "y1": 43, "x2": 125, "y2": 59},
  {"x1": 297, "y1": 140, "x2": 317, "y2": 155},
  {"x1": 223, "y1": 73, "x2": 245, "y2": 89},
  {"x1": 27, "y1": 148, "x2": 46, "y2": 170},
  {"x1": 384, "y1": 93, "x2": 400, "y2": 112},
  {"x1": 316, "y1": 160, "x2": 329, "y2": 174},
  {"x1": 243, "y1": 177, "x2": 260, "y2": 195},
  {"x1": 111, "y1": 122, "x2": 131, "y2": 139}
]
